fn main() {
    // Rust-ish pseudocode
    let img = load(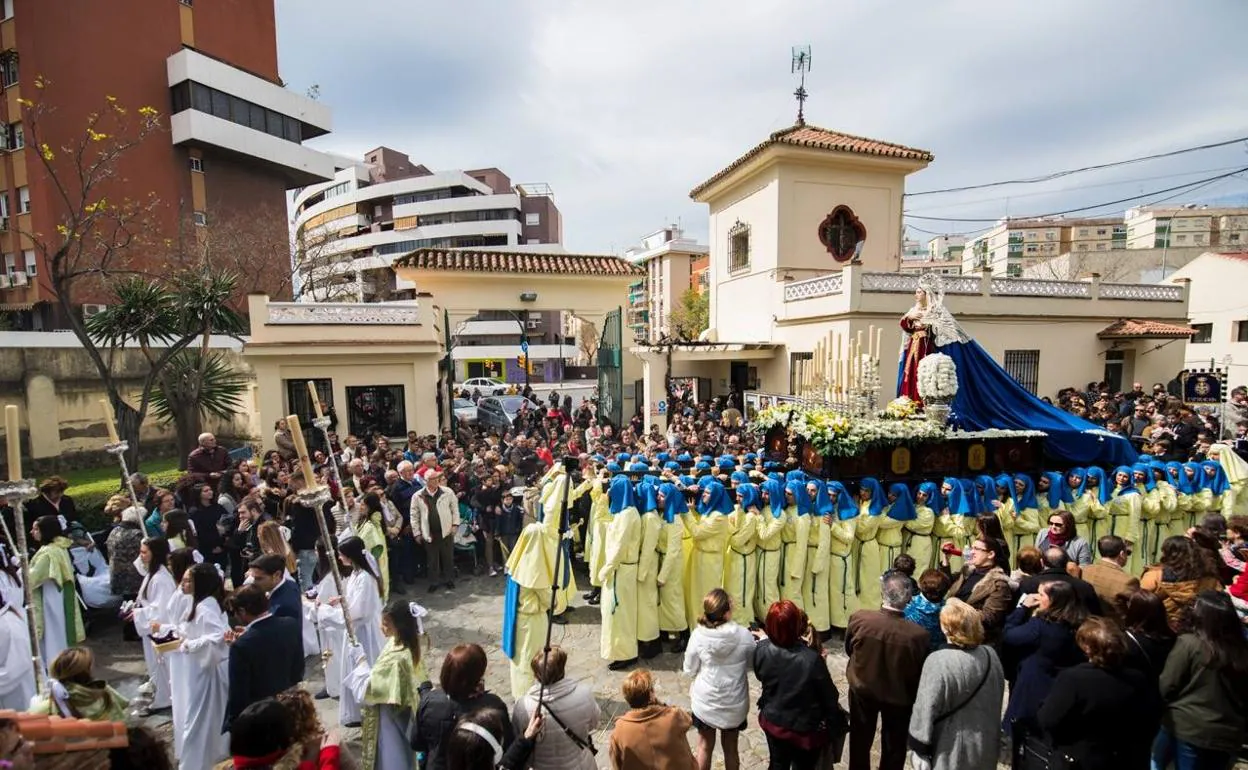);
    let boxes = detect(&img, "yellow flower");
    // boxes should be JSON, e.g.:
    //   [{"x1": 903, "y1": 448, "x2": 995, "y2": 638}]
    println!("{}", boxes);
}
[
  {"x1": 55, "y1": 224, "x2": 68, "y2": 236},
  {"x1": 39, "y1": 143, "x2": 54, "y2": 161},
  {"x1": 86, "y1": 129, "x2": 108, "y2": 142},
  {"x1": 138, "y1": 106, "x2": 158, "y2": 118}
]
